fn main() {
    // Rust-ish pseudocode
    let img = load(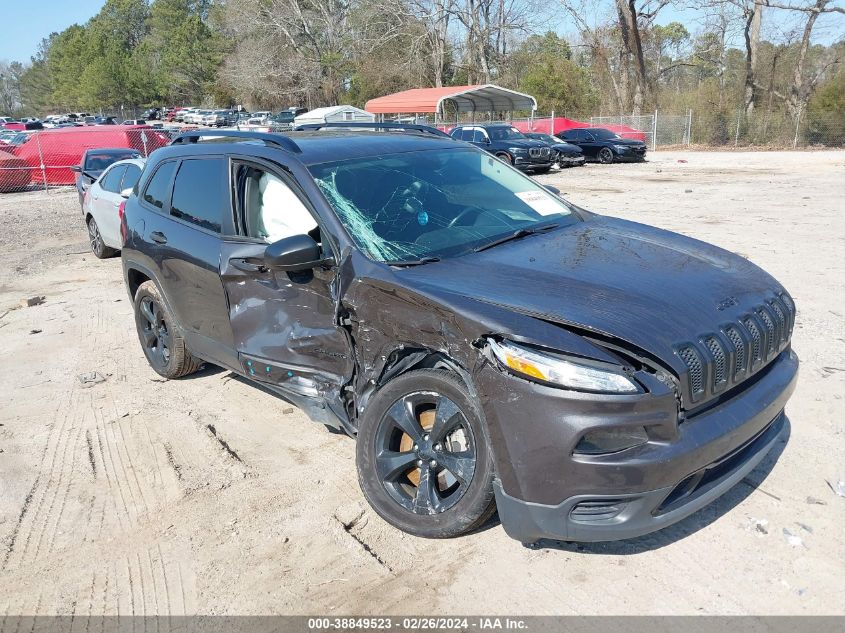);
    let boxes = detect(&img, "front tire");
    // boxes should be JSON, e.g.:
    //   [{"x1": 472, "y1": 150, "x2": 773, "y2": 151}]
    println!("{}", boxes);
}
[
  {"x1": 133, "y1": 281, "x2": 203, "y2": 379},
  {"x1": 356, "y1": 369, "x2": 496, "y2": 538},
  {"x1": 495, "y1": 152, "x2": 513, "y2": 165},
  {"x1": 87, "y1": 216, "x2": 117, "y2": 259},
  {"x1": 598, "y1": 147, "x2": 615, "y2": 164}
]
